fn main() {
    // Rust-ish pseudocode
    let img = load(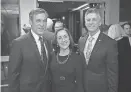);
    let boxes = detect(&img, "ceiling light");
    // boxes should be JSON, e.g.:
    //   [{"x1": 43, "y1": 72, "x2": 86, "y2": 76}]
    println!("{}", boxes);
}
[
  {"x1": 38, "y1": 0, "x2": 63, "y2": 2},
  {"x1": 72, "y1": 3, "x2": 89, "y2": 11}
]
